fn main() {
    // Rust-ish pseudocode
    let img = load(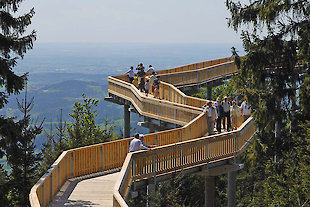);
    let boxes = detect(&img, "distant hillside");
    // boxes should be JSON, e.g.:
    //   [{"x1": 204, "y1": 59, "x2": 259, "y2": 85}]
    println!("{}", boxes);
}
[
  {"x1": 1, "y1": 77, "x2": 146, "y2": 149},
  {"x1": 3, "y1": 79, "x2": 118, "y2": 119}
]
